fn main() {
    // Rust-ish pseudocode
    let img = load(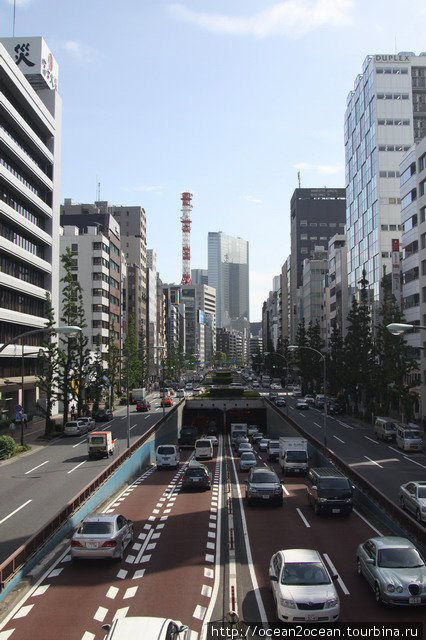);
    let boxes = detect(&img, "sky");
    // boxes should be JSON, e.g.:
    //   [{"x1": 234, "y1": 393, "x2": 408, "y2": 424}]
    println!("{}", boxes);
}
[{"x1": 1, "y1": 0, "x2": 425, "y2": 321}]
